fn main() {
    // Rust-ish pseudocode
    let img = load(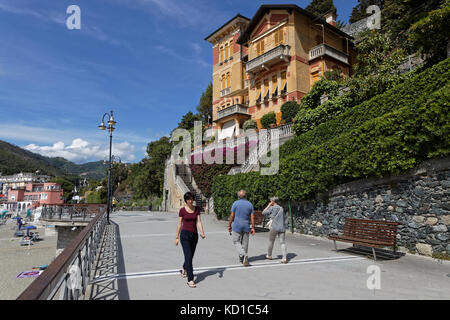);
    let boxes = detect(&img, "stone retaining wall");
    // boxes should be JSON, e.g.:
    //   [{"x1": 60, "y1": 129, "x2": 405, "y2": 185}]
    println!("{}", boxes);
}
[{"x1": 285, "y1": 157, "x2": 450, "y2": 257}]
